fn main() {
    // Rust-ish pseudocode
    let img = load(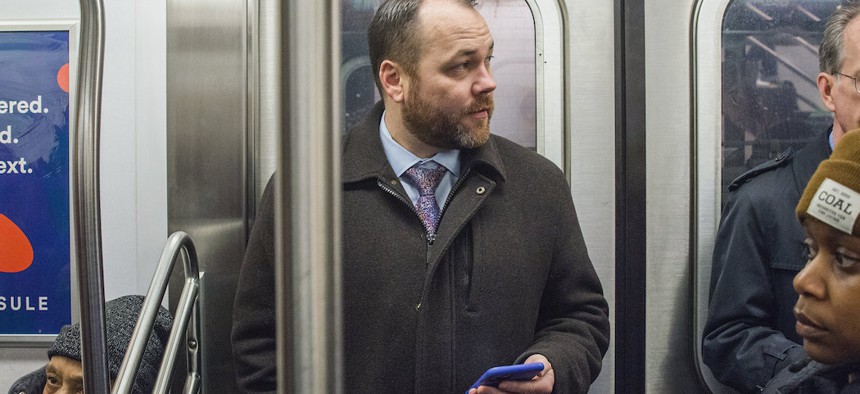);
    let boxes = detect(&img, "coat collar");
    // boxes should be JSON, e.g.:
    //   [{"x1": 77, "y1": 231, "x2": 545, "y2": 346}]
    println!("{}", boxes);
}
[
  {"x1": 792, "y1": 127, "x2": 833, "y2": 193},
  {"x1": 342, "y1": 101, "x2": 507, "y2": 185}
]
